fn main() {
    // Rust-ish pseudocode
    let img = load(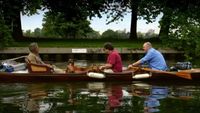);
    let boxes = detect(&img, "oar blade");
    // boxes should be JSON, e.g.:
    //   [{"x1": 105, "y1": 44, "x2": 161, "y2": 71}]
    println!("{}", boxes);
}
[{"x1": 176, "y1": 72, "x2": 192, "y2": 80}]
